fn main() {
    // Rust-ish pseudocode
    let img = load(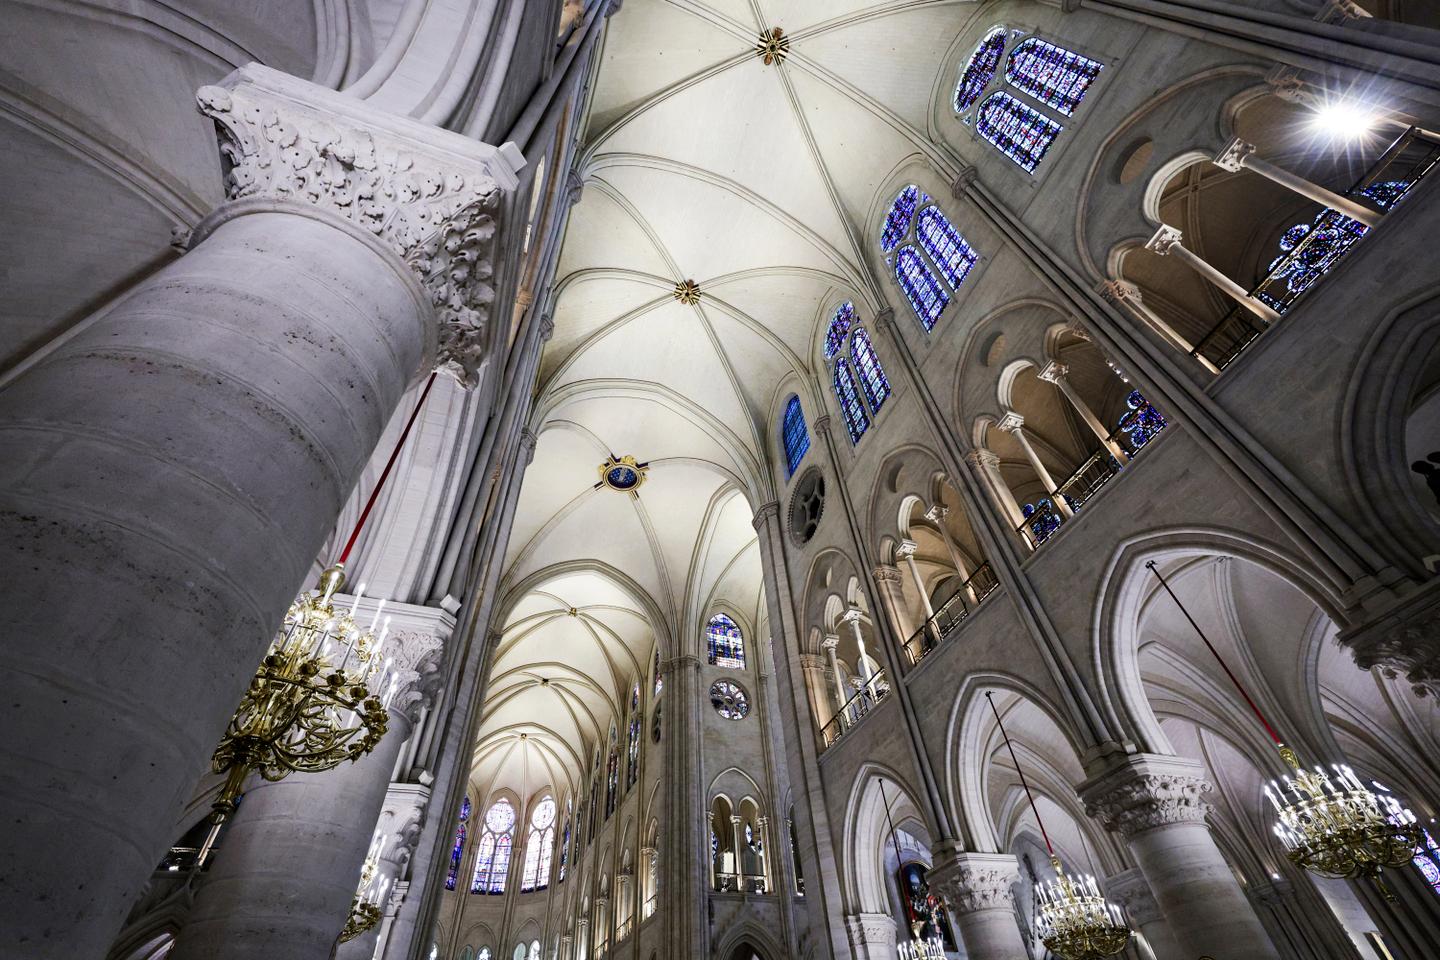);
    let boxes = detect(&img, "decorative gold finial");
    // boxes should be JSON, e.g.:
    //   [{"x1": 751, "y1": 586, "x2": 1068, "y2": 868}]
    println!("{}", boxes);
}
[
  {"x1": 673, "y1": 278, "x2": 701, "y2": 304},
  {"x1": 755, "y1": 27, "x2": 789, "y2": 66}
]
